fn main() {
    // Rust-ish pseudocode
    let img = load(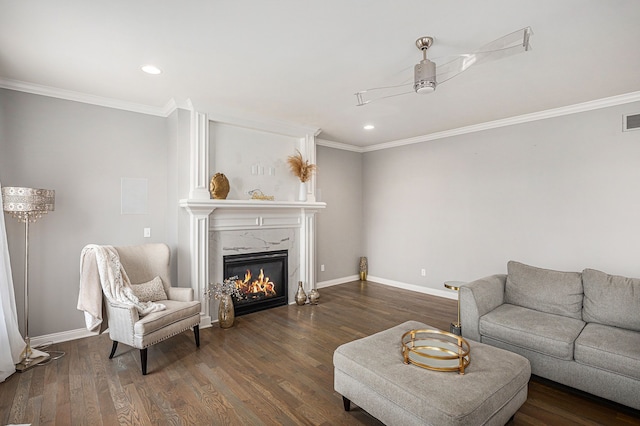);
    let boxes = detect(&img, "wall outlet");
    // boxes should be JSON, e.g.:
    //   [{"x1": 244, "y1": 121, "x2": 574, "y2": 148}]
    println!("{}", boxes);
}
[
  {"x1": 421, "y1": 268, "x2": 426, "y2": 277},
  {"x1": 320, "y1": 264, "x2": 325, "y2": 272},
  {"x1": 144, "y1": 227, "x2": 151, "y2": 238}
]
